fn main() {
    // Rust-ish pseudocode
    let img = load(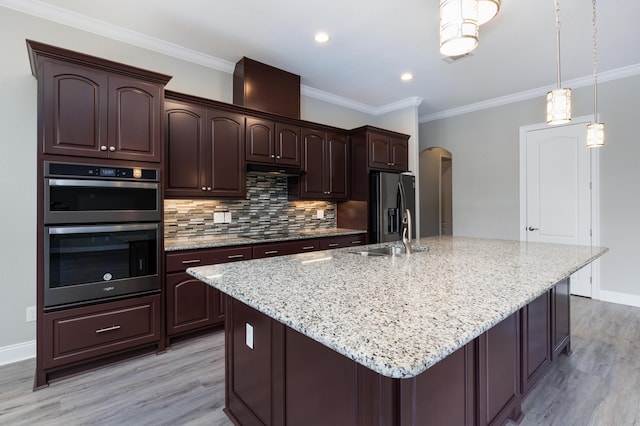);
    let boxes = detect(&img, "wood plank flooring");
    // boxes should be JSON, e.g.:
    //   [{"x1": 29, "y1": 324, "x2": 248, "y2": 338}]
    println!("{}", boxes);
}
[{"x1": 1, "y1": 296, "x2": 639, "y2": 425}]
